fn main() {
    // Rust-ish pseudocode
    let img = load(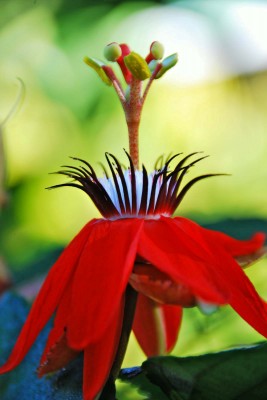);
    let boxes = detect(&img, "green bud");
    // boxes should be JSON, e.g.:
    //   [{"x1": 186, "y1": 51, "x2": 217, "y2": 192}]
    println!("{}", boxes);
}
[
  {"x1": 124, "y1": 52, "x2": 151, "y2": 81},
  {"x1": 104, "y1": 42, "x2": 122, "y2": 62},
  {"x1": 156, "y1": 53, "x2": 178, "y2": 78},
  {"x1": 150, "y1": 41, "x2": 164, "y2": 60},
  {"x1": 83, "y1": 56, "x2": 112, "y2": 86}
]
